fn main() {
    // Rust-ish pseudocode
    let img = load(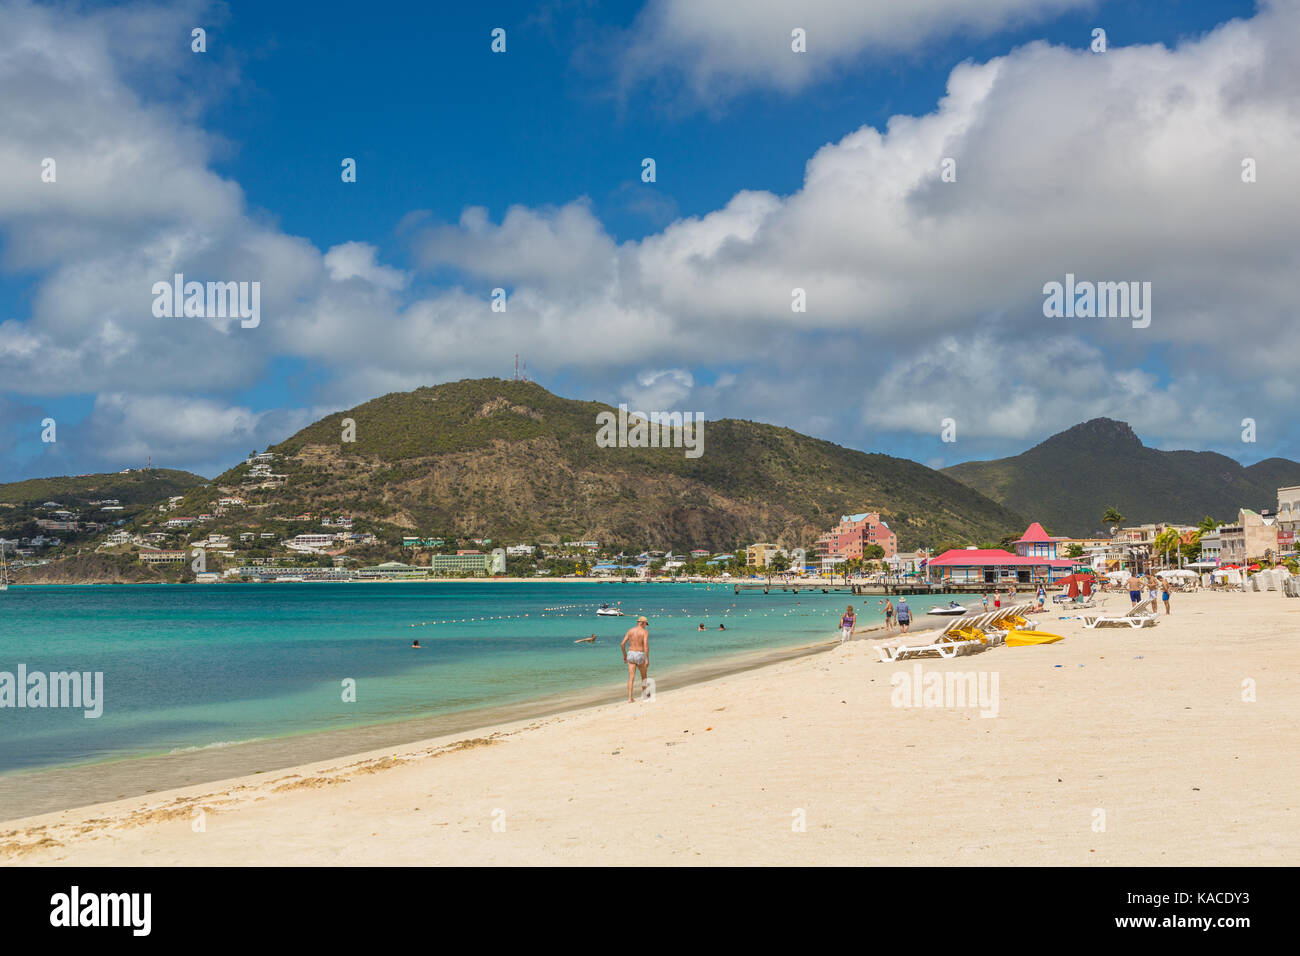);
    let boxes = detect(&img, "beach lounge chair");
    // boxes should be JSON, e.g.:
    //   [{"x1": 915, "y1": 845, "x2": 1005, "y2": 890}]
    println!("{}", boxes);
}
[
  {"x1": 991, "y1": 604, "x2": 1038, "y2": 632},
  {"x1": 945, "y1": 610, "x2": 1020, "y2": 648},
  {"x1": 873, "y1": 615, "x2": 984, "y2": 662},
  {"x1": 1081, "y1": 598, "x2": 1158, "y2": 629}
]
